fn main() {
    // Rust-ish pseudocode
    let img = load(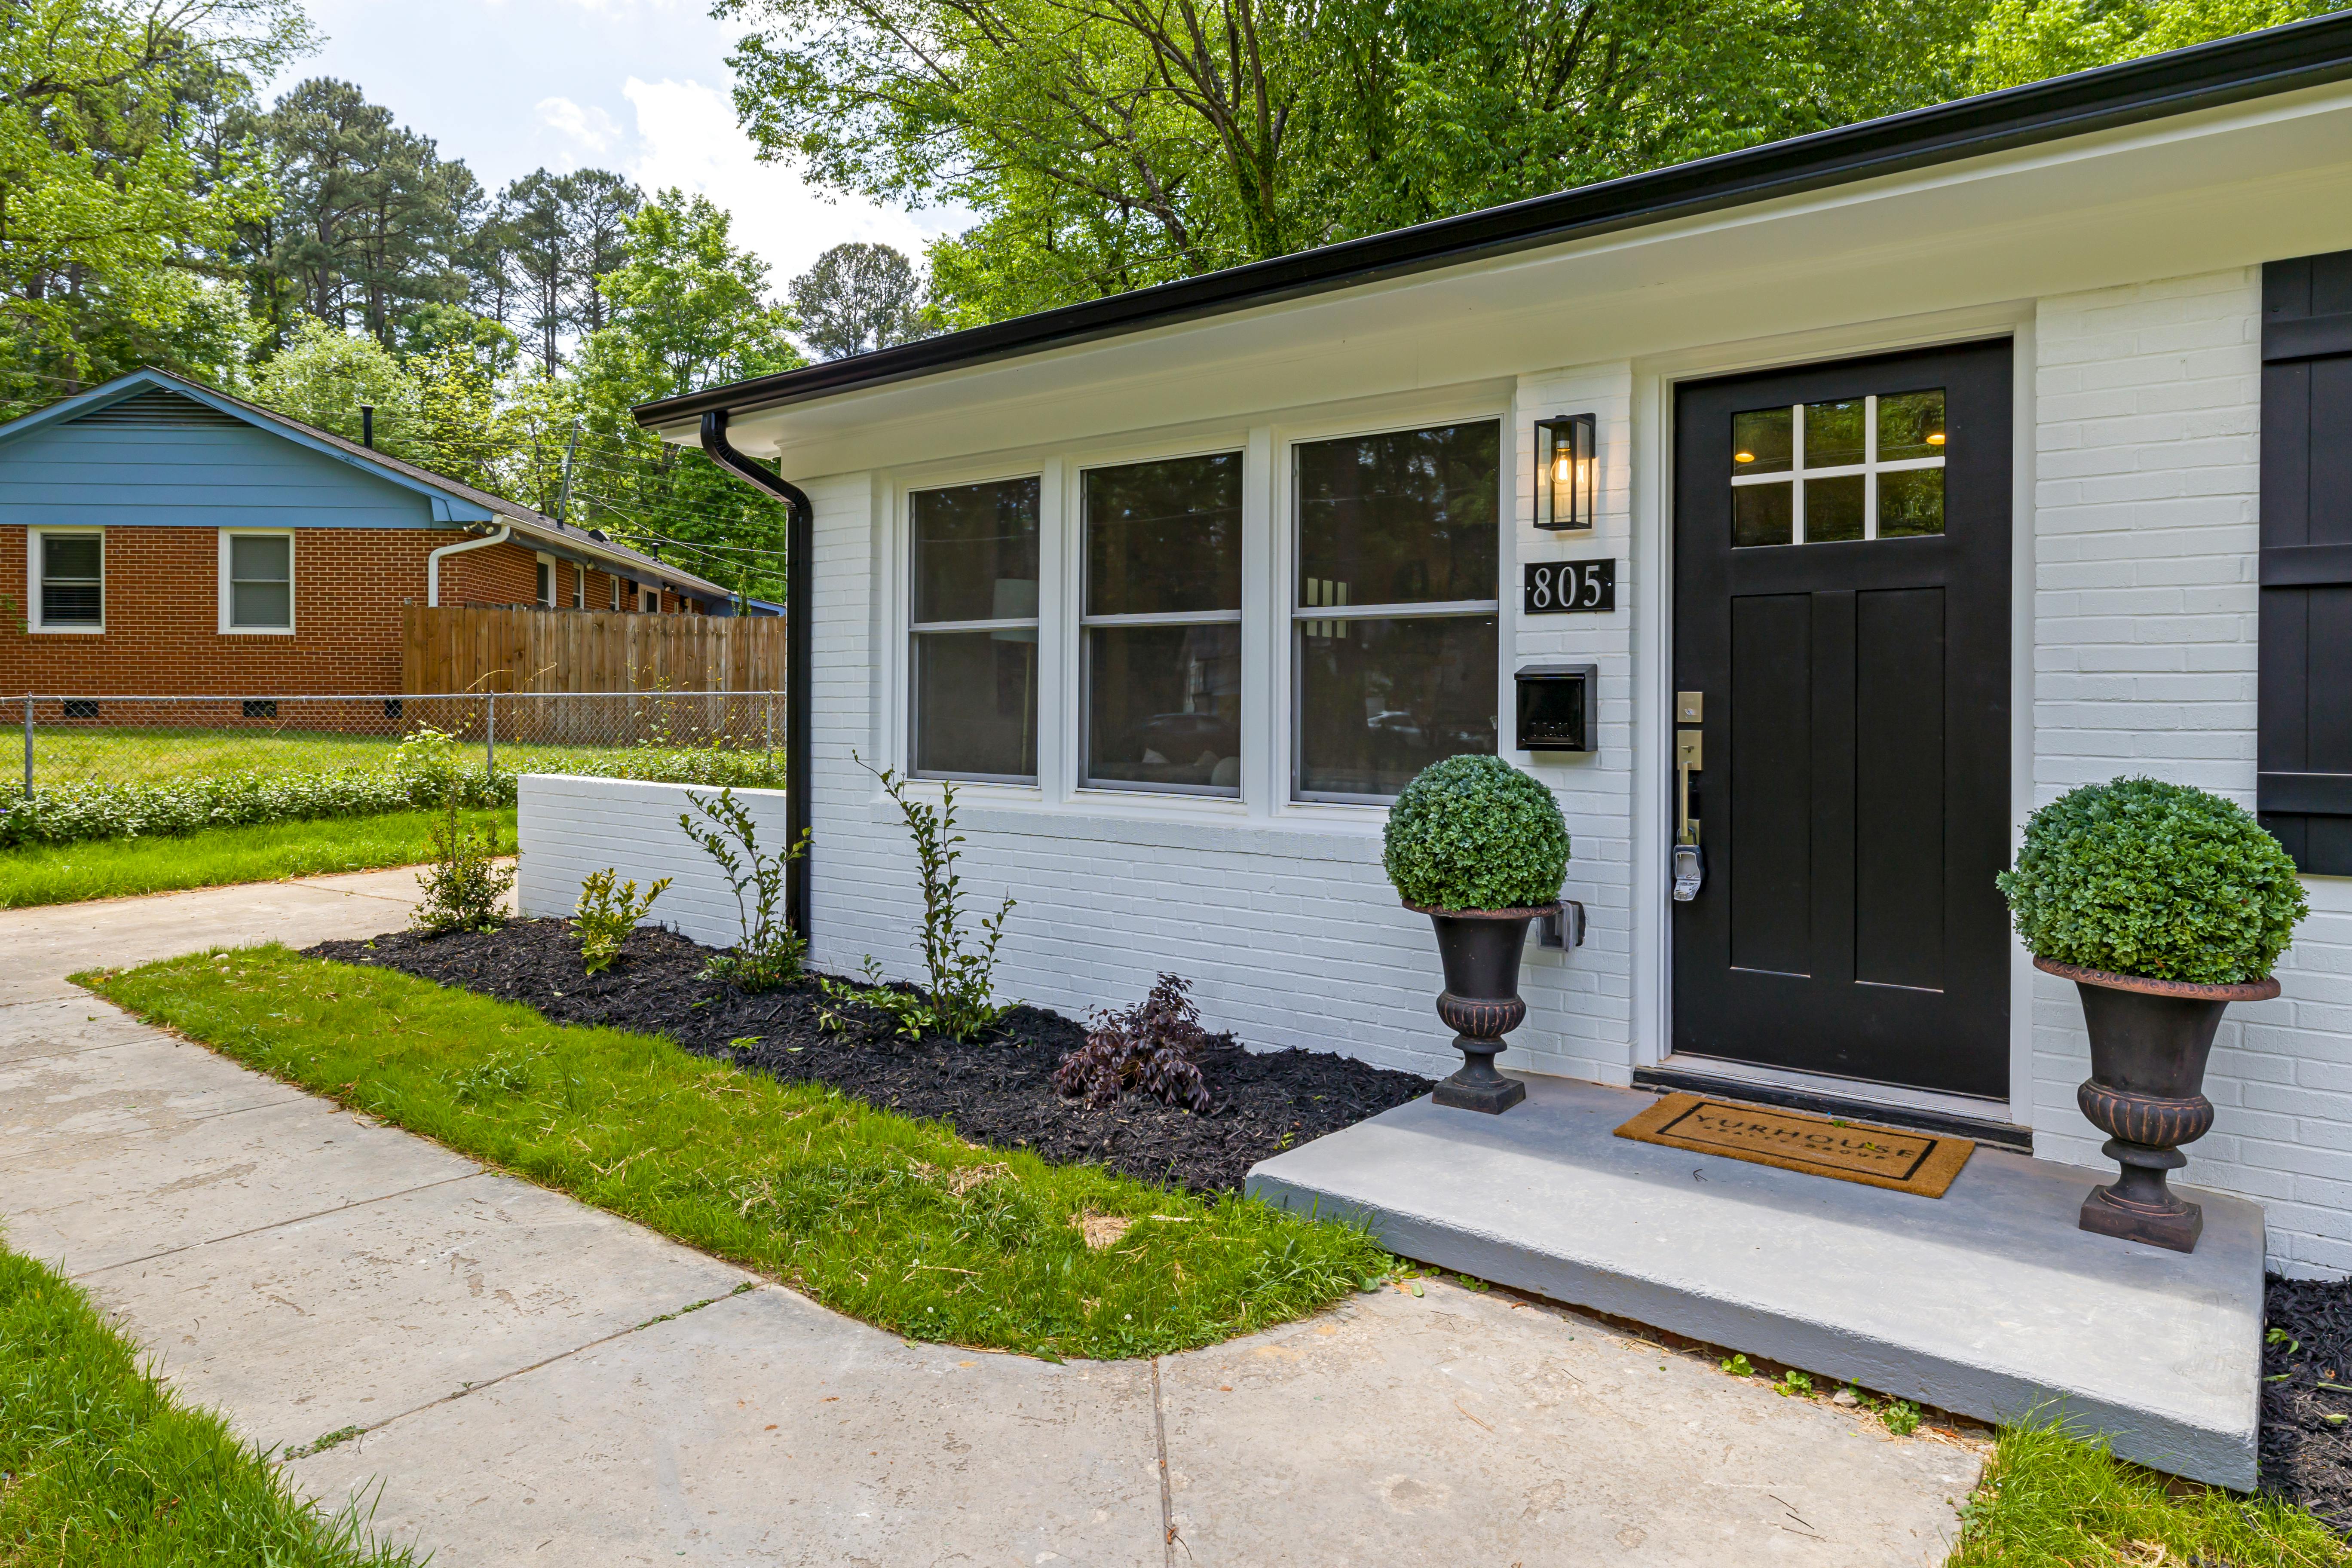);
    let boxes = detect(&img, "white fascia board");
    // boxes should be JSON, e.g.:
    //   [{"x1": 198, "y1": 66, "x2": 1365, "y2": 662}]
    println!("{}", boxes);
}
[{"x1": 698, "y1": 79, "x2": 2352, "y2": 480}]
